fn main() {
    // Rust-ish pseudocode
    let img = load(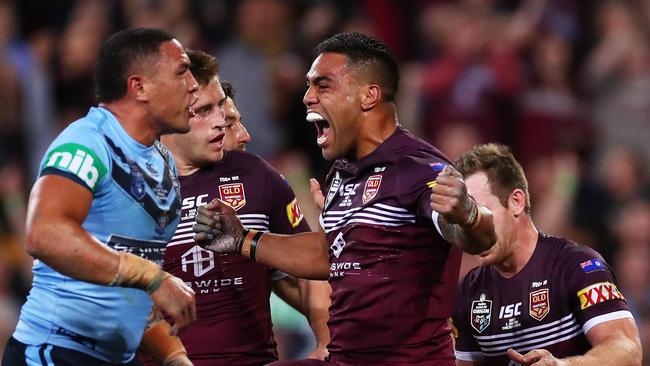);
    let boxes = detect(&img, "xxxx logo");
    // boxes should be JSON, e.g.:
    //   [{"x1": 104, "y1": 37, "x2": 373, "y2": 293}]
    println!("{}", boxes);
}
[{"x1": 577, "y1": 282, "x2": 625, "y2": 310}]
